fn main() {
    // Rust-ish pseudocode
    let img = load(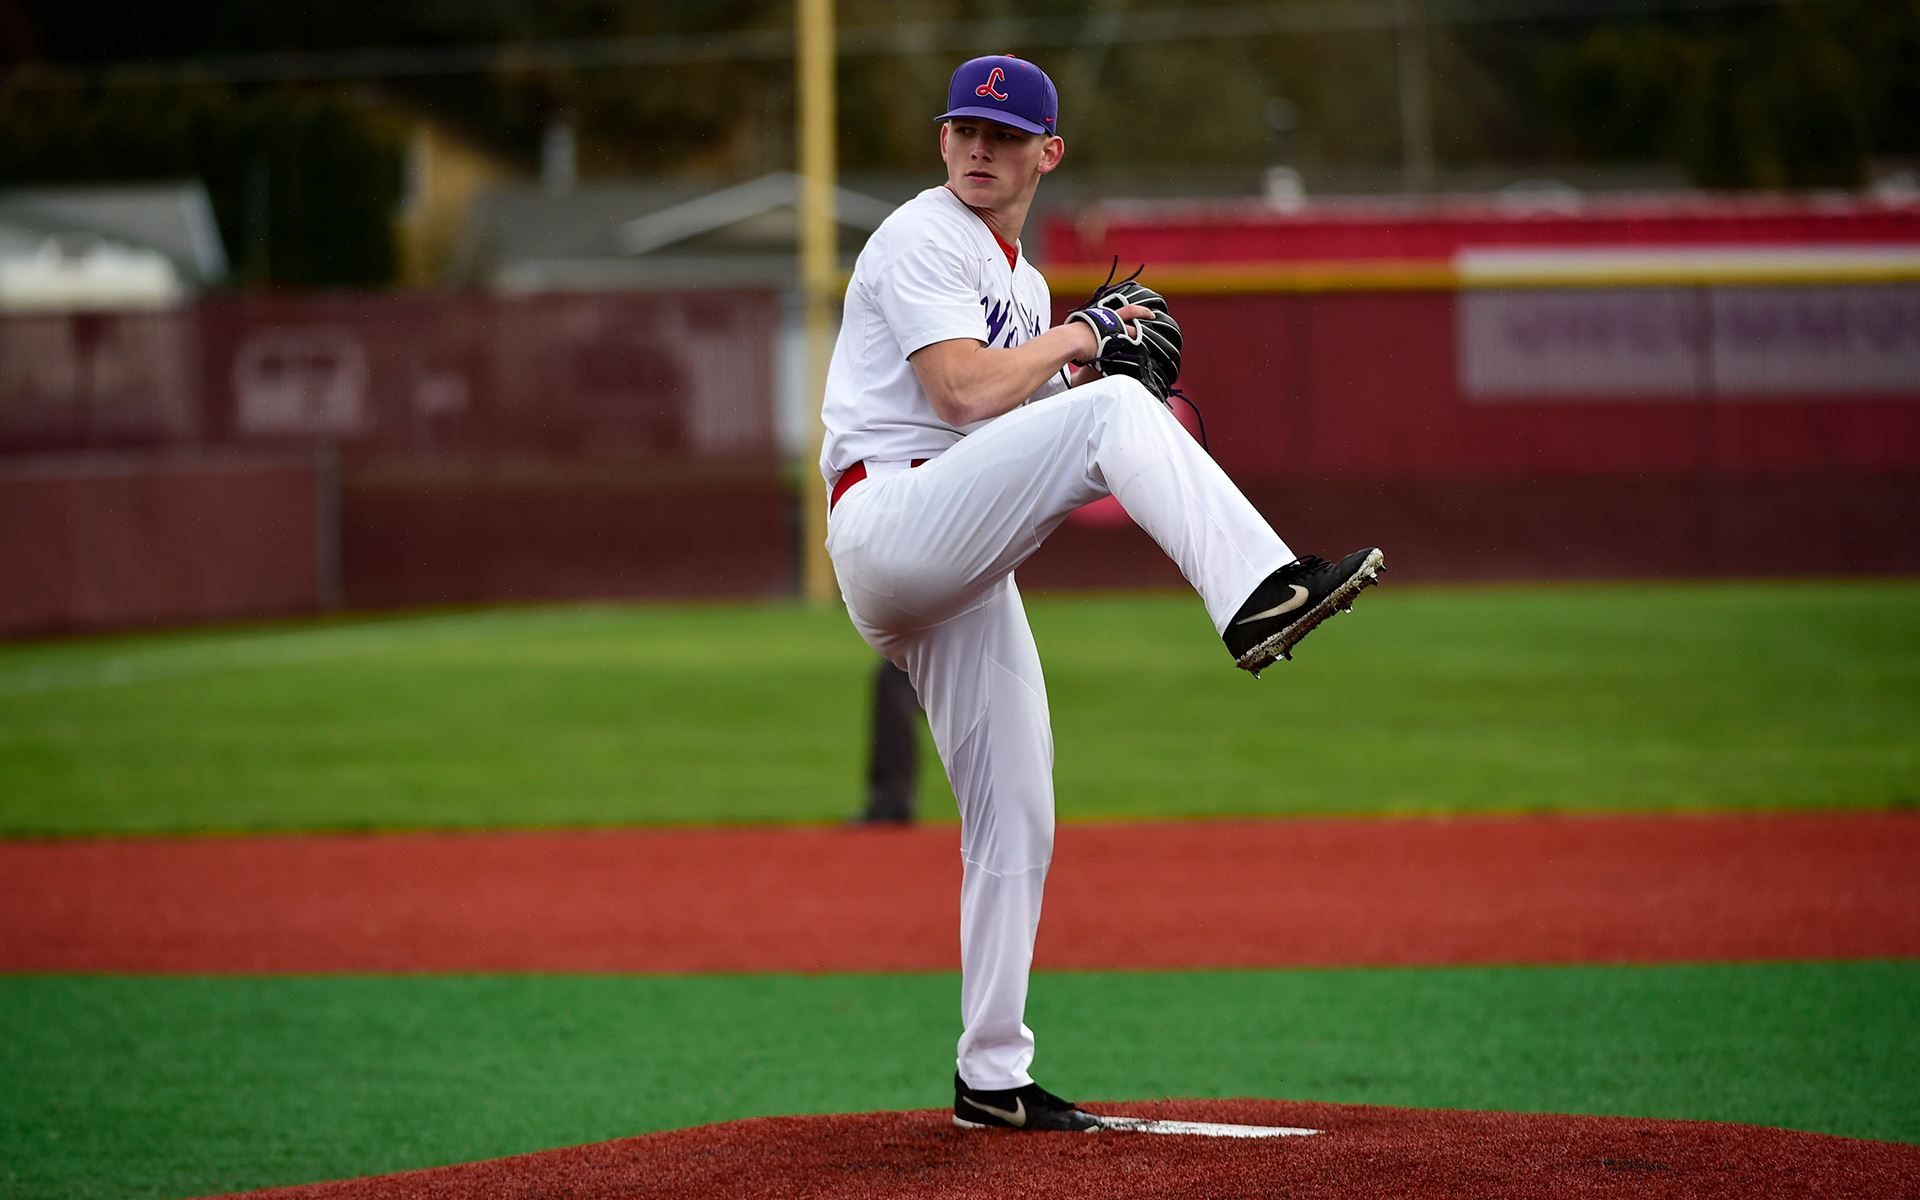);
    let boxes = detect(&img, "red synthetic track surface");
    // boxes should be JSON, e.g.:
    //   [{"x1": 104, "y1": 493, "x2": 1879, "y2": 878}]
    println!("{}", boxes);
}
[
  {"x1": 210, "y1": 1101, "x2": 1920, "y2": 1200},
  {"x1": 4, "y1": 812, "x2": 1918, "y2": 972}
]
